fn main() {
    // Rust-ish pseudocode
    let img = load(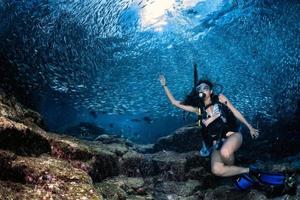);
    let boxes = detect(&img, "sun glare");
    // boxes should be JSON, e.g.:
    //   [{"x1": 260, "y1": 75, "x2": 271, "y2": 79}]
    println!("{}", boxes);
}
[
  {"x1": 139, "y1": 0, "x2": 175, "y2": 31},
  {"x1": 139, "y1": 0, "x2": 202, "y2": 31}
]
